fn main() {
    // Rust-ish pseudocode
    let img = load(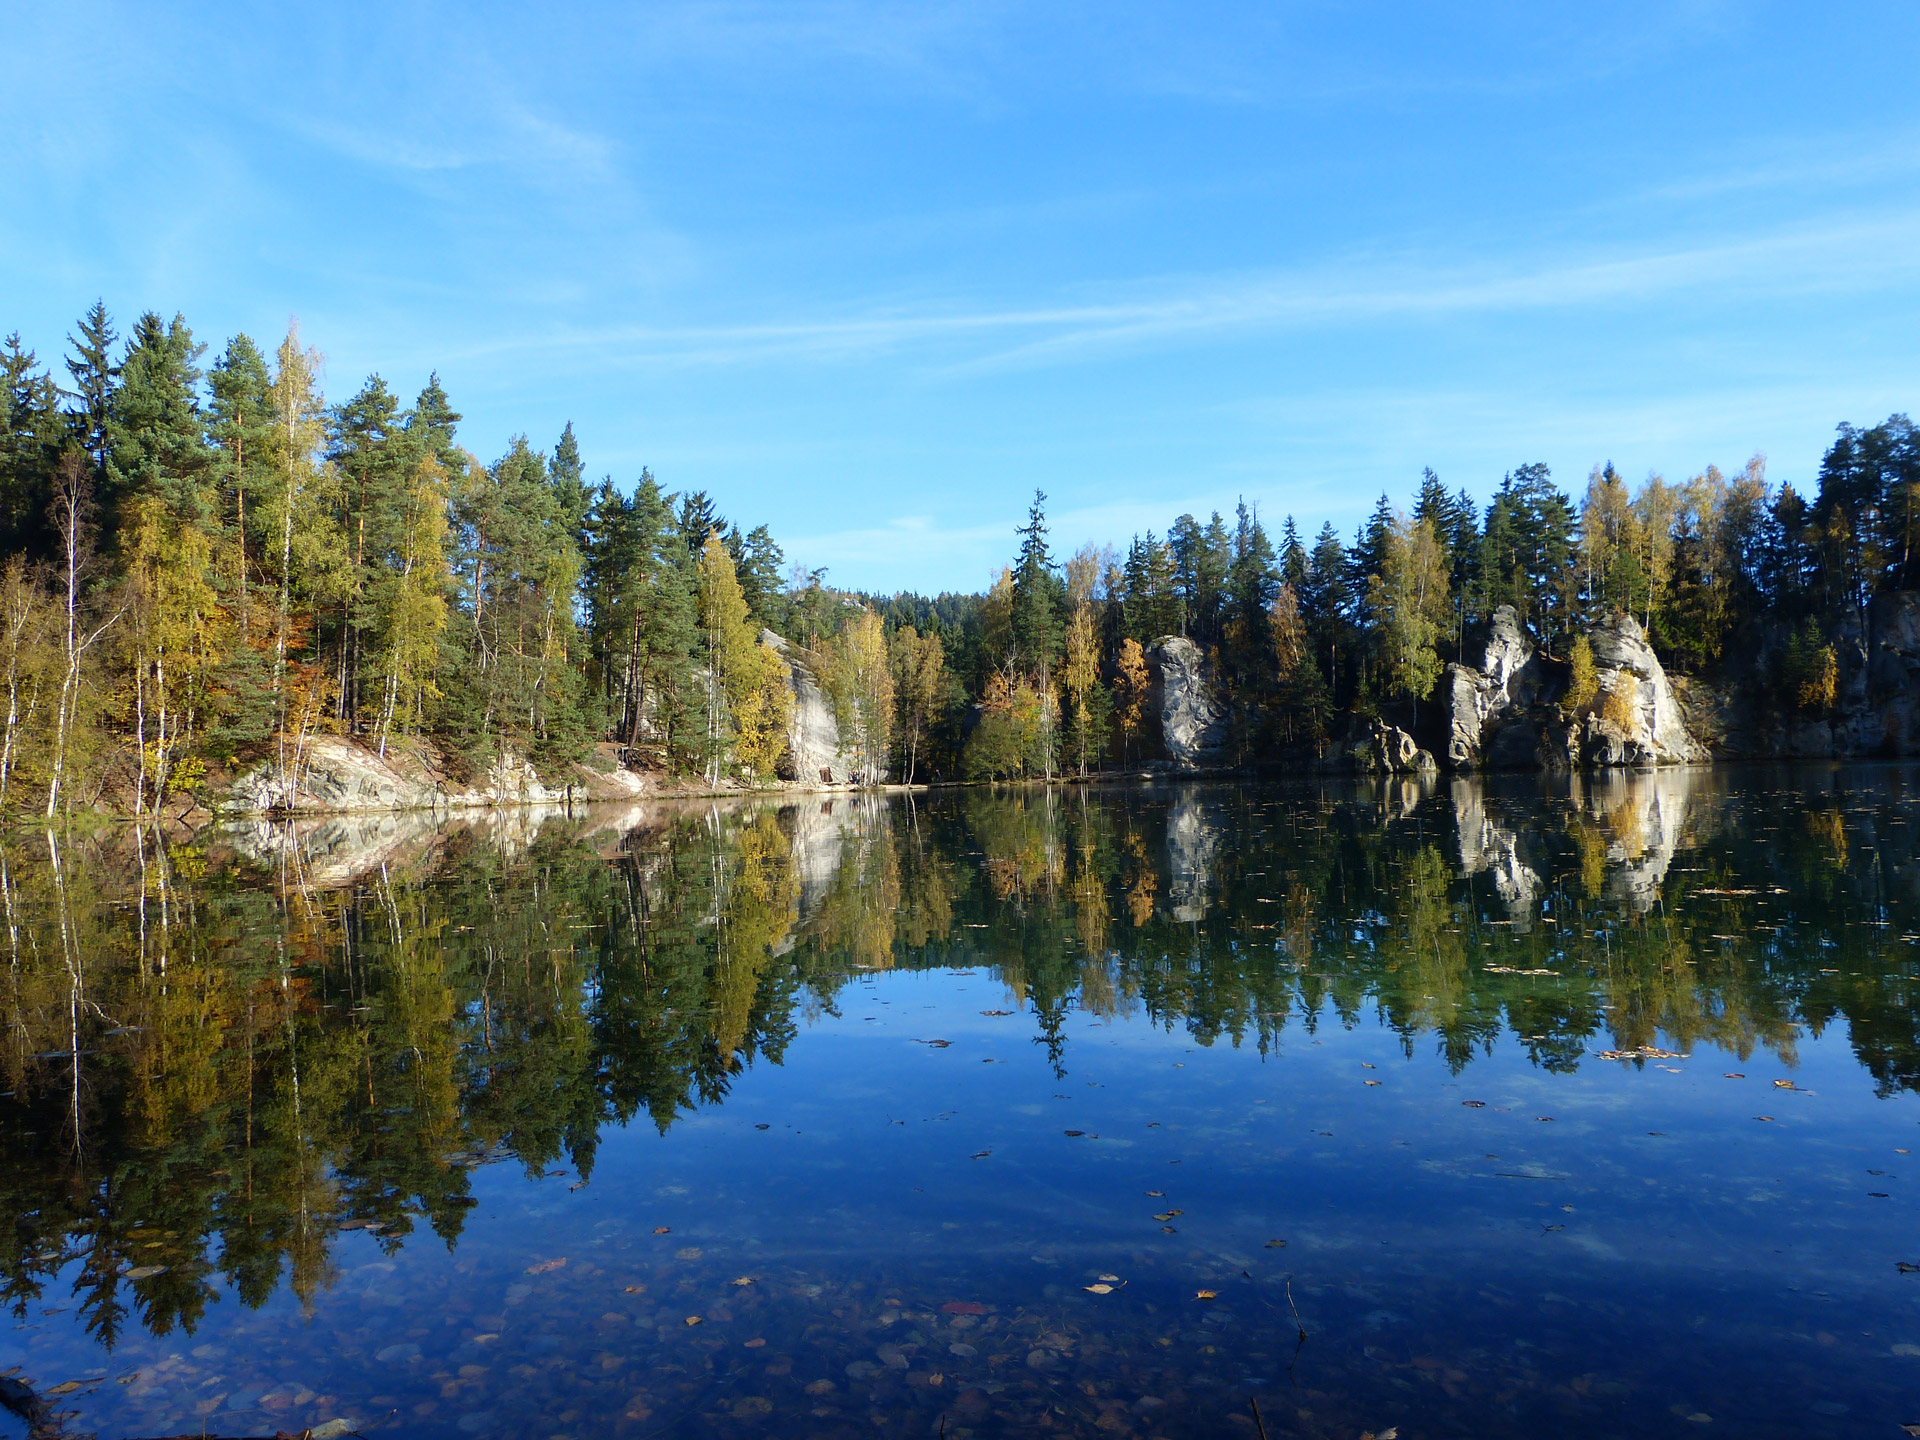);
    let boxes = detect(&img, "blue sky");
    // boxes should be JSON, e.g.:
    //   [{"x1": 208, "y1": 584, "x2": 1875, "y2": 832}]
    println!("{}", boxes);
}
[{"x1": 5, "y1": 2, "x2": 1919, "y2": 594}]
